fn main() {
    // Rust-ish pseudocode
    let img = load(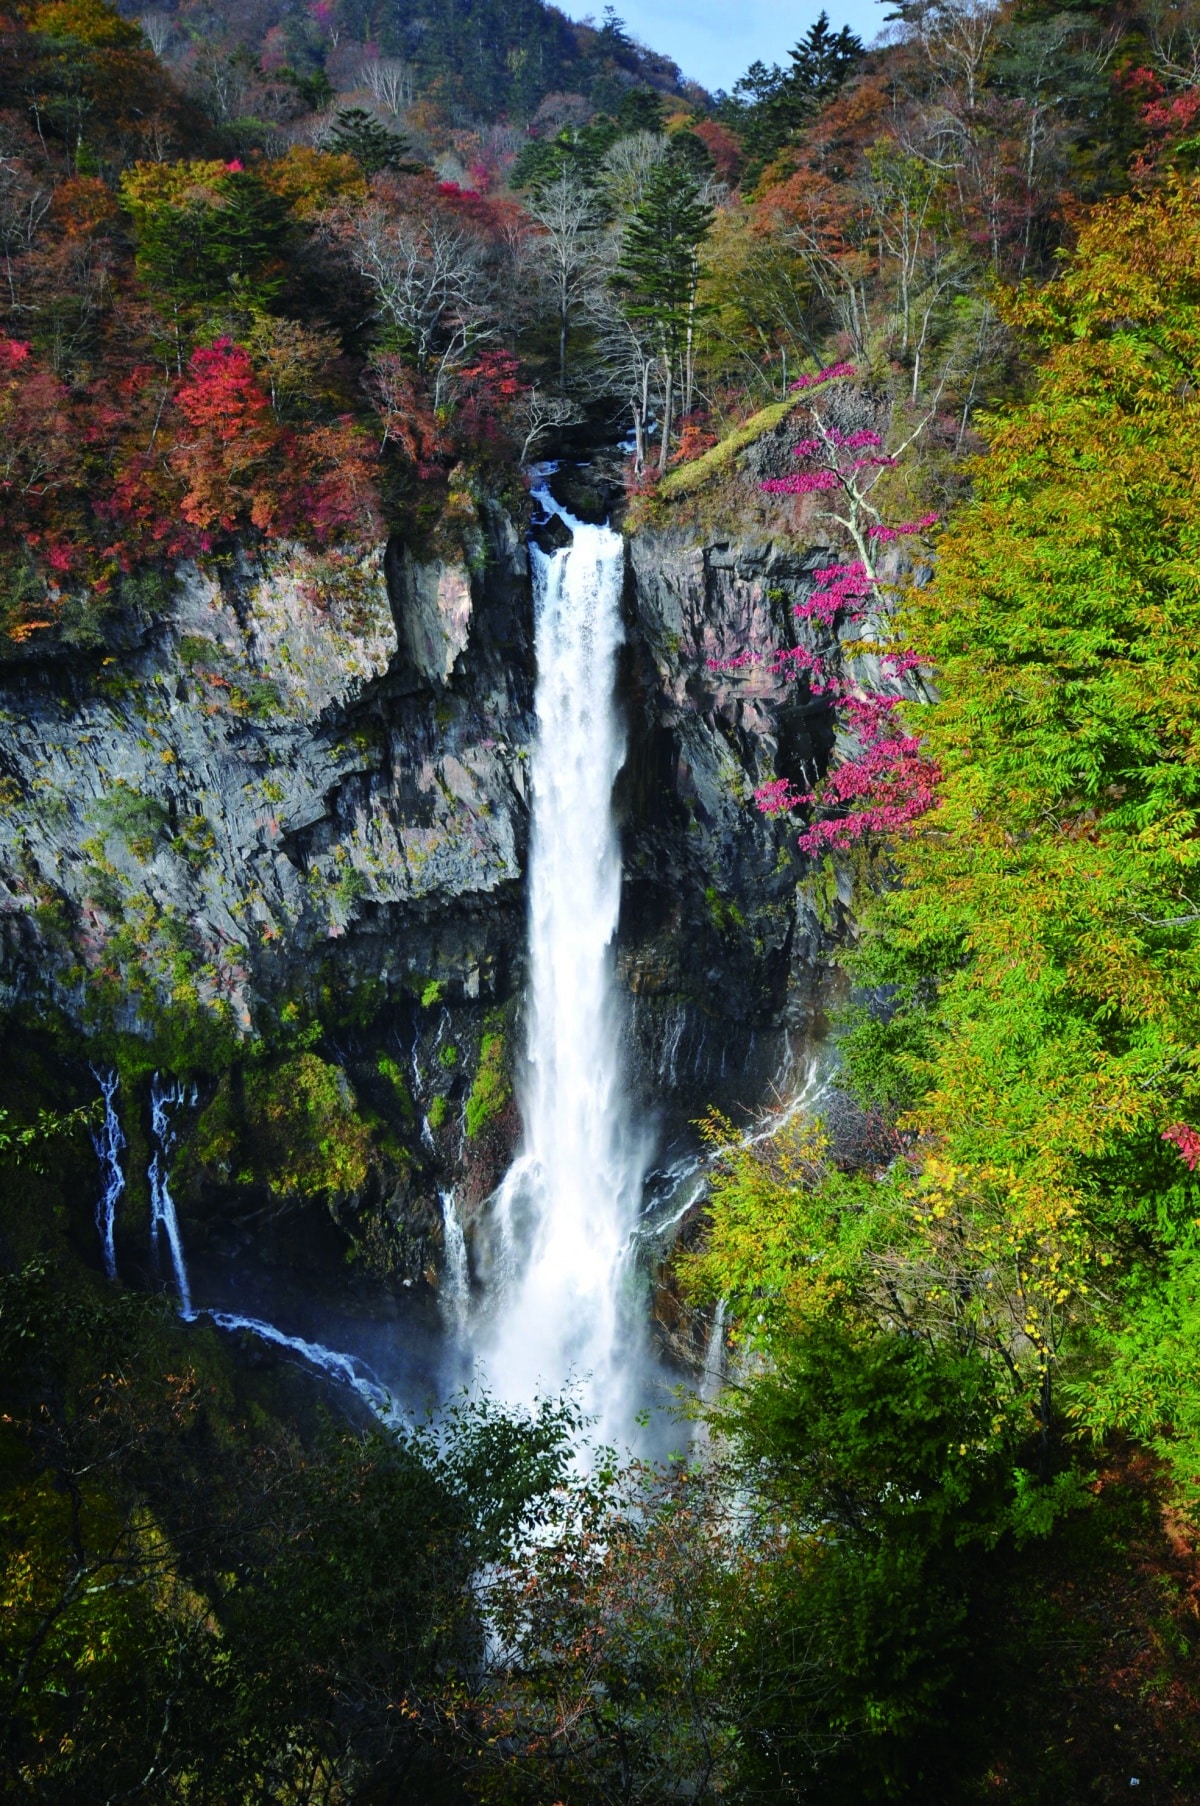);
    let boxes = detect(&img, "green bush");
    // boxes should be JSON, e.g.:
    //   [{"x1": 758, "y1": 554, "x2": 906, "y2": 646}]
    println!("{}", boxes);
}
[{"x1": 189, "y1": 1054, "x2": 371, "y2": 1201}]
